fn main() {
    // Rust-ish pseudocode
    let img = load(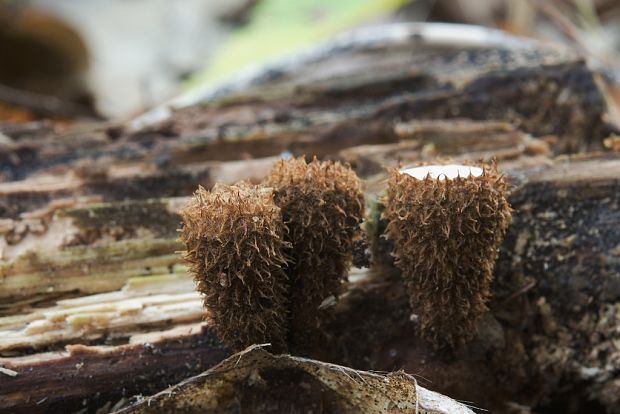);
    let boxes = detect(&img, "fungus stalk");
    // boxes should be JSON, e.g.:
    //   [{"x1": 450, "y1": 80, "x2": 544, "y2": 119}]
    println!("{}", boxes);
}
[
  {"x1": 179, "y1": 183, "x2": 290, "y2": 353},
  {"x1": 263, "y1": 157, "x2": 364, "y2": 354},
  {"x1": 384, "y1": 163, "x2": 511, "y2": 350}
]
